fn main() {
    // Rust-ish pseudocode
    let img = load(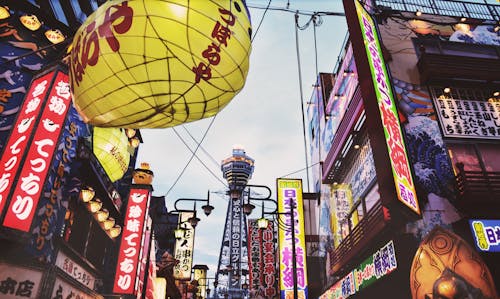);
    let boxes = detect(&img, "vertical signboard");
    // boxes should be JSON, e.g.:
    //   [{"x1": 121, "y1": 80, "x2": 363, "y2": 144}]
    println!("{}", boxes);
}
[
  {"x1": 113, "y1": 186, "x2": 151, "y2": 294},
  {"x1": 343, "y1": 0, "x2": 420, "y2": 216},
  {"x1": 277, "y1": 178, "x2": 308, "y2": 299},
  {"x1": 0, "y1": 71, "x2": 55, "y2": 217},
  {"x1": 173, "y1": 212, "x2": 195, "y2": 280},
  {"x1": 248, "y1": 219, "x2": 278, "y2": 298},
  {"x1": 3, "y1": 70, "x2": 72, "y2": 231},
  {"x1": 230, "y1": 193, "x2": 242, "y2": 289},
  {"x1": 248, "y1": 219, "x2": 263, "y2": 290}
]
